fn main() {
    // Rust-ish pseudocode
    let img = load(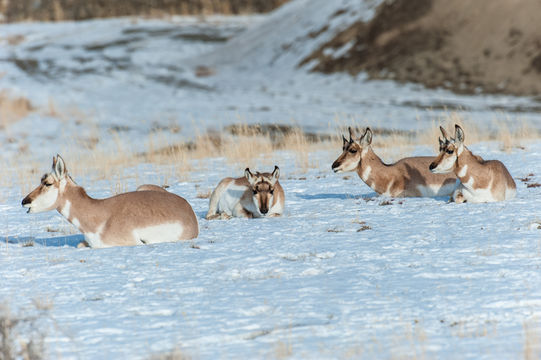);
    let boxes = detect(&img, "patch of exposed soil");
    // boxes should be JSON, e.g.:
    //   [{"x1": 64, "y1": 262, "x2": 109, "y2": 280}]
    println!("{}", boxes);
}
[
  {"x1": 302, "y1": 0, "x2": 541, "y2": 96},
  {"x1": 0, "y1": 0, "x2": 289, "y2": 22}
]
